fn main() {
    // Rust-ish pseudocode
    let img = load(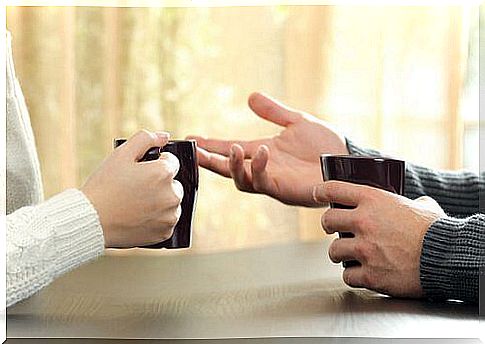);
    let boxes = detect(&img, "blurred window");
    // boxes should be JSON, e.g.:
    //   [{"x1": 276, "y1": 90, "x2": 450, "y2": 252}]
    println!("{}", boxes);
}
[{"x1": 6, "y1": 5, "x2": 478, "y2": 252}]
